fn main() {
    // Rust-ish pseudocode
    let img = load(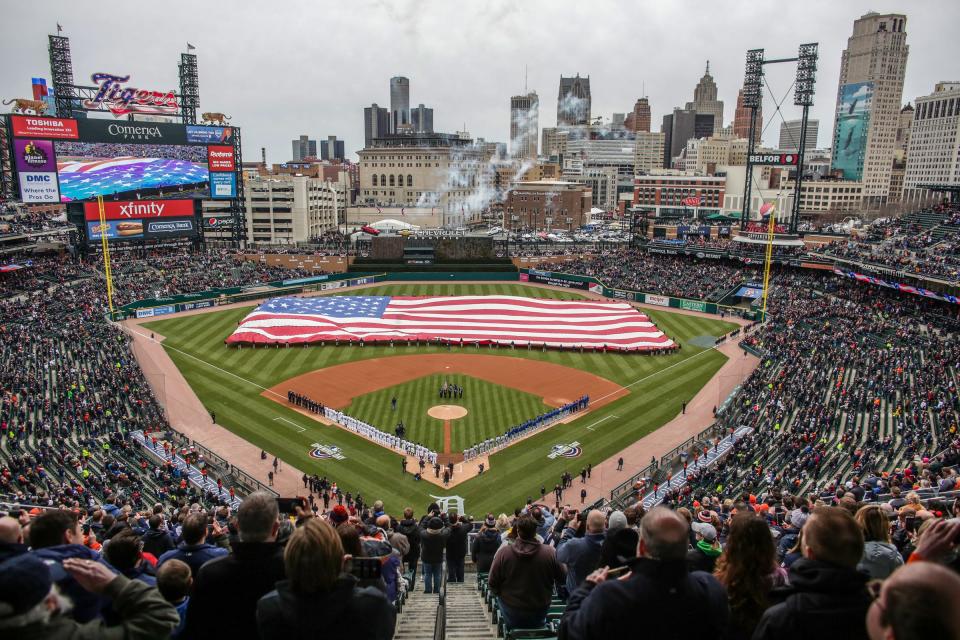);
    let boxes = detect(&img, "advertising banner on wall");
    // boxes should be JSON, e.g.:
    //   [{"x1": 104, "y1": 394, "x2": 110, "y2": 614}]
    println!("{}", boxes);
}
[
  {"x1": 11, "y1": 115, "x2": 79, "y2": 139},
  {"x1": 526, "y1": 270, "x2": 591, "y2": 290},
  {"x1": 83, "y1": 199, "x2": 196, "y2": 243},
  {"x1": 645, "y1": 294, "x2": 670, "y2": 307},
  {"x1": 18, "y1": 172, "x2": 61, "y2": 203},
  {"x1": 207, "y1": 145, "x2": 236, "y2": 171},
  {"x1": 209, "y1": 172, "x2": 237, "y2": 199},
  {"x1": 832, "y1": 82, "x2": 873, "y2": 181}
]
